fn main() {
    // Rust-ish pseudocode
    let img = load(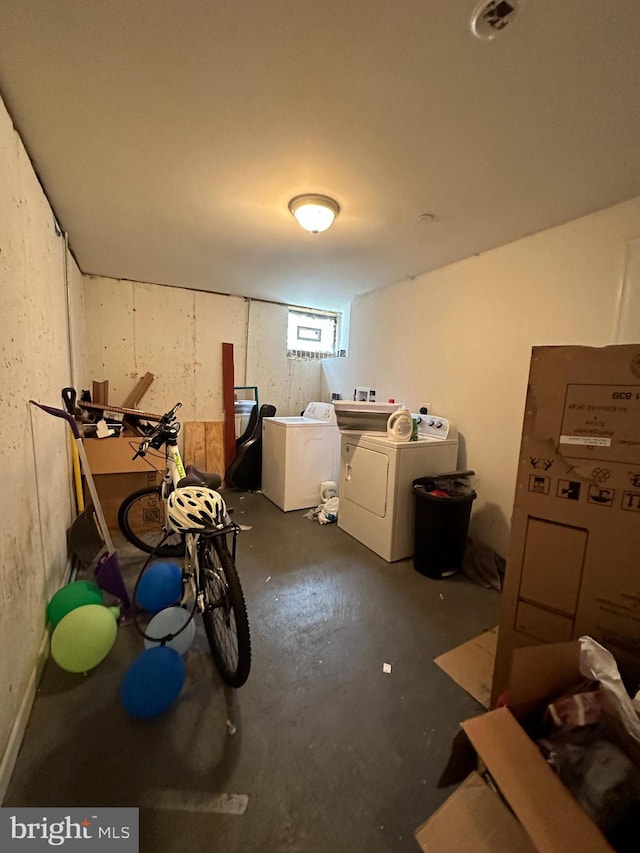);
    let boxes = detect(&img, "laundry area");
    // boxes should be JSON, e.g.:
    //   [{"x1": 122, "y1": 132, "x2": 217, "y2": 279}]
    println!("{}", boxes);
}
[{"x1": 2, "y1": 2, "x2": 640, "y2": 852}]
